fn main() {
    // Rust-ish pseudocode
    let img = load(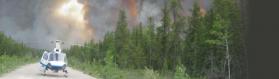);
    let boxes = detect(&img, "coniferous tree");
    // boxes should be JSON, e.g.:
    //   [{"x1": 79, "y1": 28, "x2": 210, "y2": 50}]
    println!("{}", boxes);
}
[{"x1": 114, "y1": 10, "x2": 130, "y2": 68}]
